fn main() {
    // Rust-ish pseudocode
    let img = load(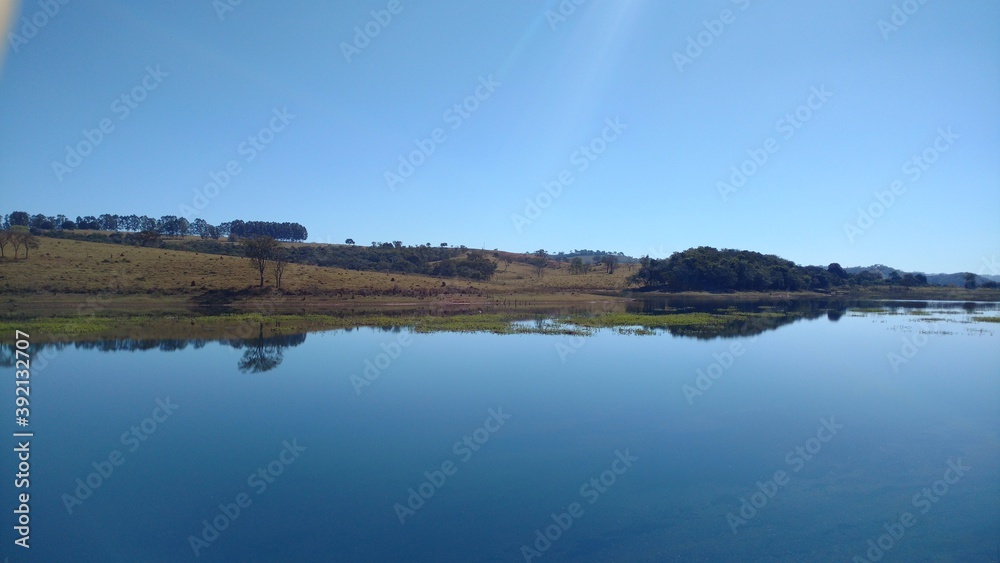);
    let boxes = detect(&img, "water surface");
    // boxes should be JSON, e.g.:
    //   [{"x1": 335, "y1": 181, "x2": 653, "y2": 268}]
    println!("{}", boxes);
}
[{"x1": 4, "y1": 300, "x2": 998, "y2": 561}]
